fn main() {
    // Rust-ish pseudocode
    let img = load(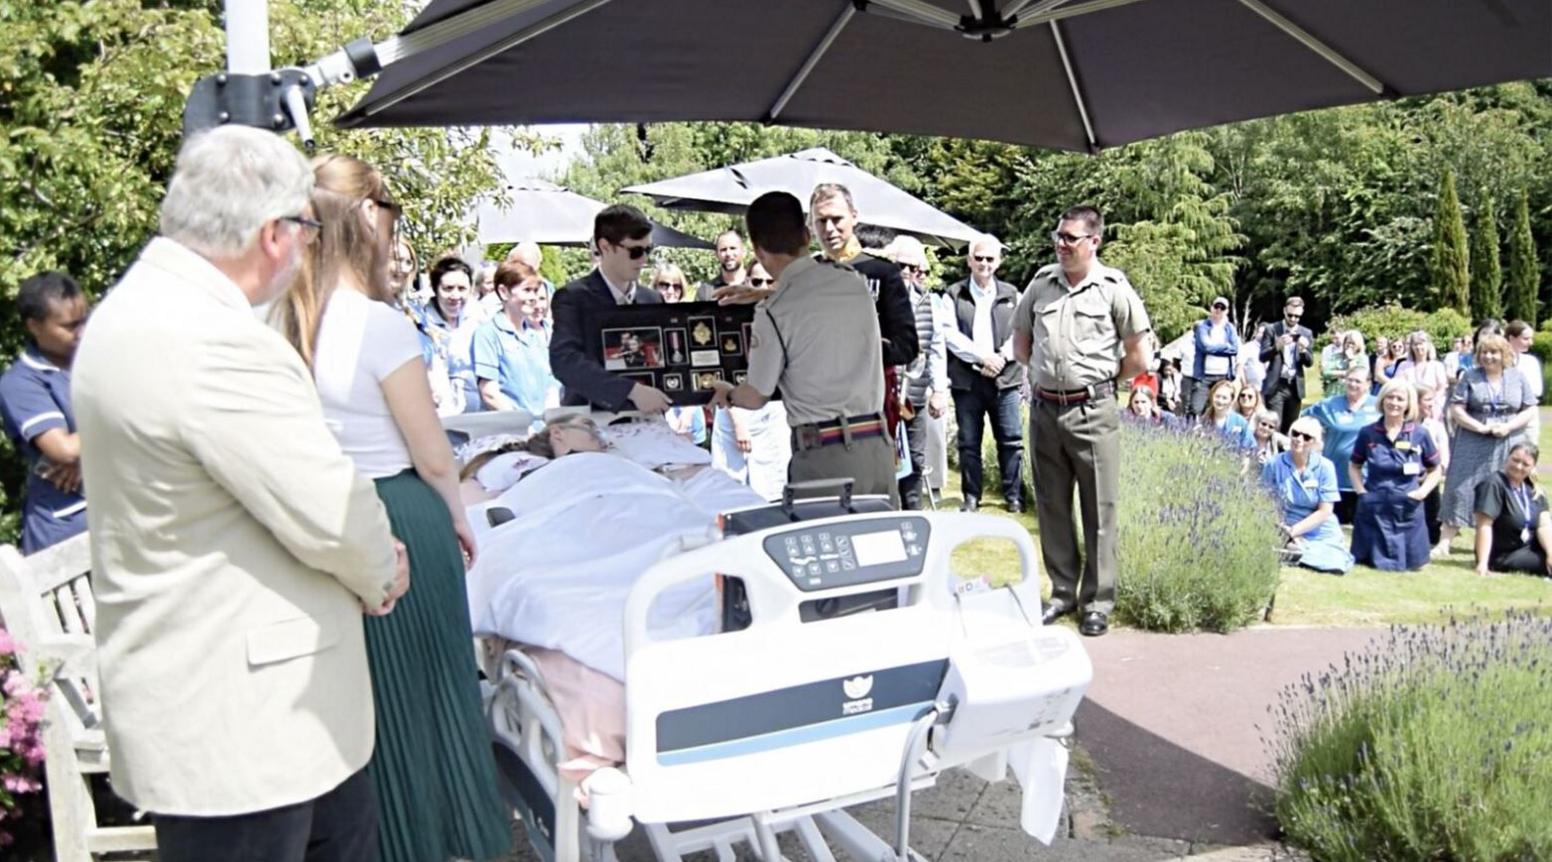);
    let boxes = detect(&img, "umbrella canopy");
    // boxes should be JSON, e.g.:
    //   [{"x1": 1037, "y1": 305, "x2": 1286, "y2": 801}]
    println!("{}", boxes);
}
[
  {"x1": 337, "y1": 0, "x2": 1550, "y2": 152},
  {"x1": 622, "y1": 147, "x2": 981, "y2": 247},
  {"x1": 476, "y1": 178, "x2": 712, "y2": 248}
]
